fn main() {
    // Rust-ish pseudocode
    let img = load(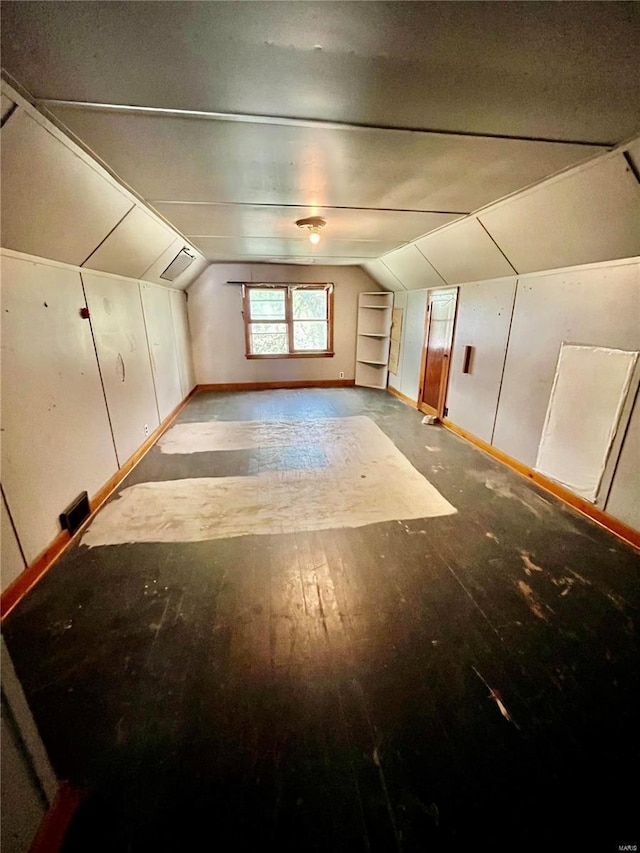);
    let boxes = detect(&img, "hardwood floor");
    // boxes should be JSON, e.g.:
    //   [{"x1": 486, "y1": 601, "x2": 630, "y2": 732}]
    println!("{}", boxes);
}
[{"x1": 3, "y1": 388, "x2": 639, "y2": 851}]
